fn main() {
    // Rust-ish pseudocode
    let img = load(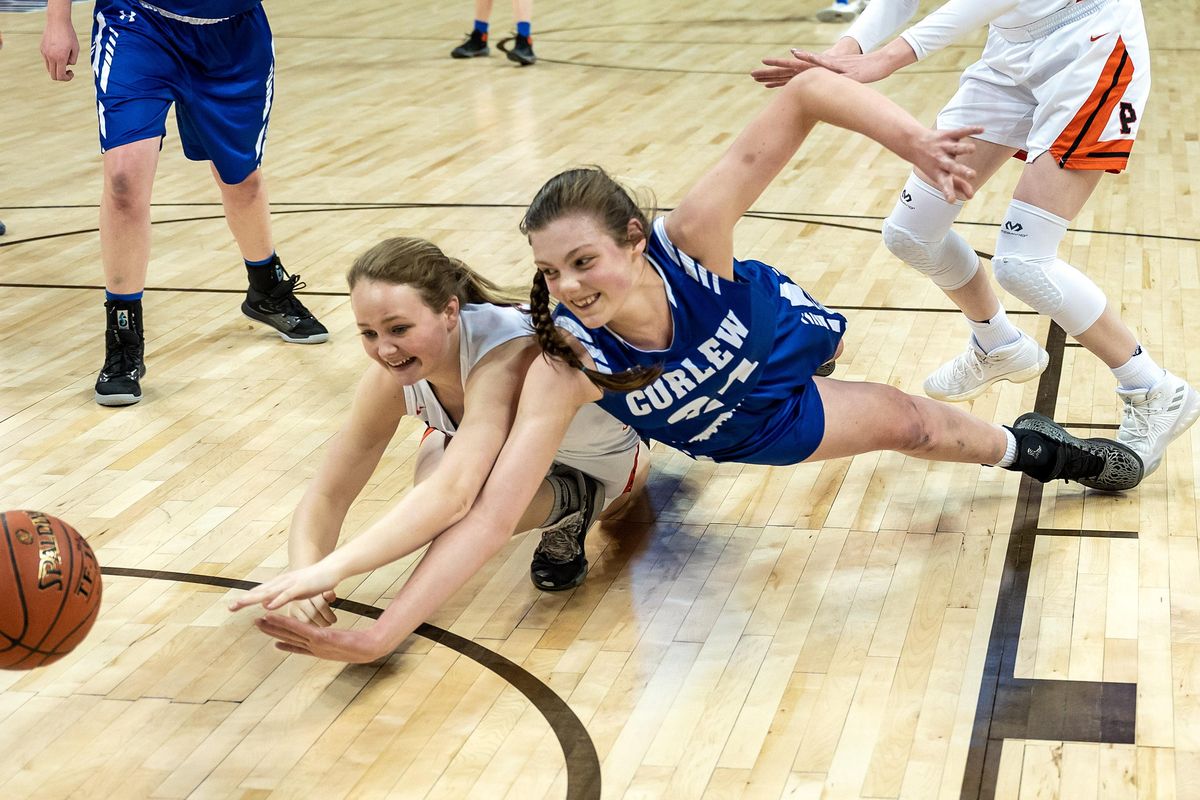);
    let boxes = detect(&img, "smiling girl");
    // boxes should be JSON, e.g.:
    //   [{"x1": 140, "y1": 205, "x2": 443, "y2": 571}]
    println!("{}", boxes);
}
[
  {"x1": 276, "y1": 237, "x2": 648, "y2": 639},
  {"x1": 232, "y1": 68, "x2": 1139, "y2": 663}
]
